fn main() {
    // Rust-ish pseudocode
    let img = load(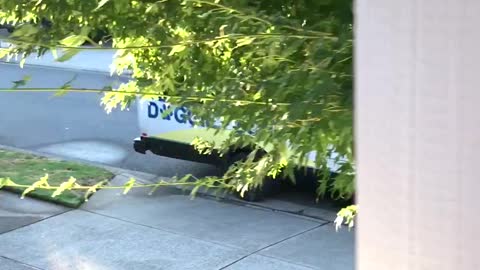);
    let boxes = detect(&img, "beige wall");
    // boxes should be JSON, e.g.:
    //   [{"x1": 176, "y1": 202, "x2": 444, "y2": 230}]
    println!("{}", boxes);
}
[{"x1": 355, "y1": 1, "x2": 480, "y2": 269}]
